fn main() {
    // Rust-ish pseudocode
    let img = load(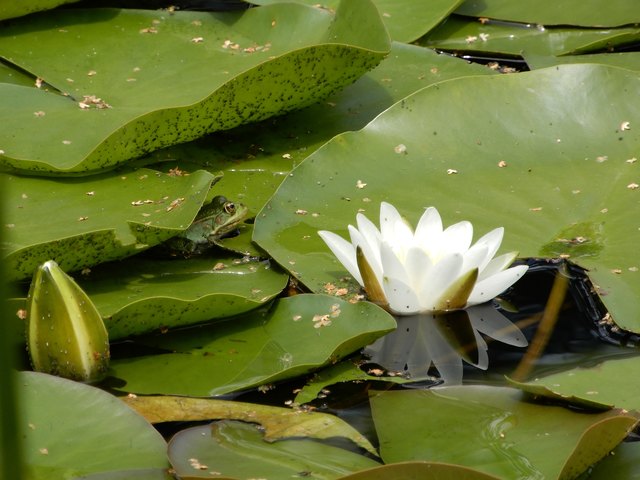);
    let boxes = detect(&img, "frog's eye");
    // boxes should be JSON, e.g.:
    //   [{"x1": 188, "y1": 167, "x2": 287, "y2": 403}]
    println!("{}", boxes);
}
[{"x1": 224, "y1": 202, "x2": 236, "y2": 215}]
